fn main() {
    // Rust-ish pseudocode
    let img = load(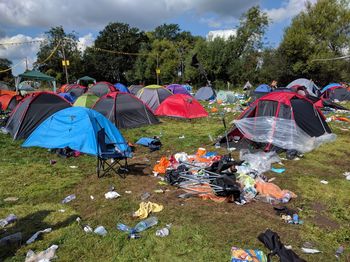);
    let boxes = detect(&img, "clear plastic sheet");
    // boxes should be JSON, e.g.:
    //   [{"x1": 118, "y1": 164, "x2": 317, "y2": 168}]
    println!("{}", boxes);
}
[
  {"x1": 239, "y1": 149, "x2": 280, "y2": 174},
  {"x1": 234, "y1": 117, "x2": 336, "y2": 153}
]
